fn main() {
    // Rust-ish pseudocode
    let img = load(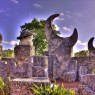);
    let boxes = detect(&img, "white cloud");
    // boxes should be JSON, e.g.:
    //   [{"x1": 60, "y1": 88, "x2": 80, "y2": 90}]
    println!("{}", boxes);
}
[
  {"x1": 3, "y1": 40, "x2": 19, "y2": 46},
  {"x1": 63, "y1": 26, "x2": 72, "y2": 32},
  {"x1": 33, "y1": 3, "x2": 42, "y2": 8},
  {"x1": 53, "y1": 13, "x2": 64, "y2": 21},
  {"x1": 77, "y1": 40, "x2": 87, "y2": 46},
  {"x1": 0, "y1": 9, "x2": 4, "y2": 13},
  {"x1": 73, "y1": 40, "x2": 87, "y2": 53},
  {"x1": 54, "y1": 17, "x2": 64, "y2": 21},
  {"x1": 60, "y1": 13, "x2": 64, "y2": 16},
  {"x1": 55, "y1": 24, "x2": 59, "y2": 31},
  {"x1": 11, "y1": 0, "x2": 19, "y2": 4}
]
